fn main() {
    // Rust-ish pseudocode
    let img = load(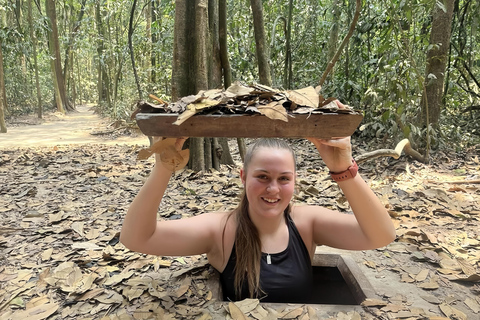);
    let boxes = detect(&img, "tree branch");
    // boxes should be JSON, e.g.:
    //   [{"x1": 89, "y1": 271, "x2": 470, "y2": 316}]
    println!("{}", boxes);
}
[
  {"x1": 356, "y1": 139, "x2": 427, "y2": 164},
  {"x1": 128, "y1": 0, "x2": 142, "y2": 99},
  {"x1": 318, "y1": 0, "x2": 361, "y2": 87}
]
